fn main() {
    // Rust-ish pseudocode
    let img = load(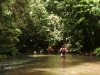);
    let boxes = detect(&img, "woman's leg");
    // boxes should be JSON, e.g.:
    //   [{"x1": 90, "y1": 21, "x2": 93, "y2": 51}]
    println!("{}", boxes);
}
[{"x1": 61, "y1": 56, "x2": 65, "y2": 60}]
